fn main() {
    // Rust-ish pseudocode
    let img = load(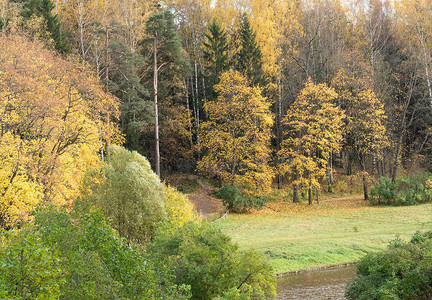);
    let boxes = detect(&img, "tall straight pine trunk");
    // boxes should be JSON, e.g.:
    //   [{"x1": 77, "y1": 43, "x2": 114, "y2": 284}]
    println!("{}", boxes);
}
[{"x1": 153, "y1": 32, "x2": 160, "y2": 178}]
